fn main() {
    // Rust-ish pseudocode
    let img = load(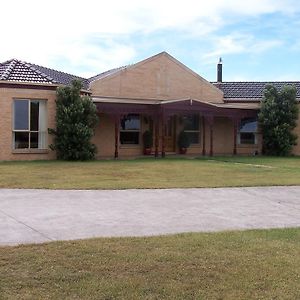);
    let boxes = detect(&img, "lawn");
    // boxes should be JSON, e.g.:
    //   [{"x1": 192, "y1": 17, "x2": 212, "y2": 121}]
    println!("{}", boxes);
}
[
  {"x1": 0, "y1": 228, "x2": 299, "y2": 299},
  {"x1": 0, "y1": 156, "x2": 299, "y2": 189}
]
